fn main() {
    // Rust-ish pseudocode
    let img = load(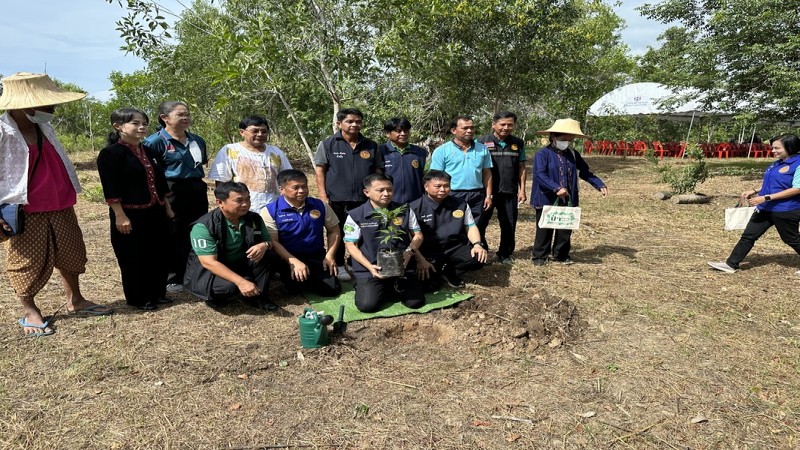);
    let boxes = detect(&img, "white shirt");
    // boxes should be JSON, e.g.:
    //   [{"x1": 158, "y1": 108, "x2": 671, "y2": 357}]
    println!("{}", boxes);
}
[{"x1": 208, "y1": 142, "x2": 292, "y2": 212}]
